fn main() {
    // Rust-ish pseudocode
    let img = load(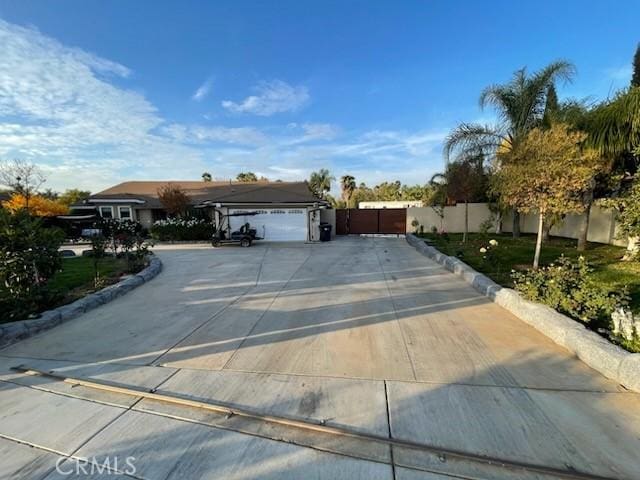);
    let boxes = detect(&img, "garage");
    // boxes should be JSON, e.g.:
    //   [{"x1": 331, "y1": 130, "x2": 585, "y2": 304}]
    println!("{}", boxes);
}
[{"x1": 229, "y1": 208, "x2": 308, "y2": 241}]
